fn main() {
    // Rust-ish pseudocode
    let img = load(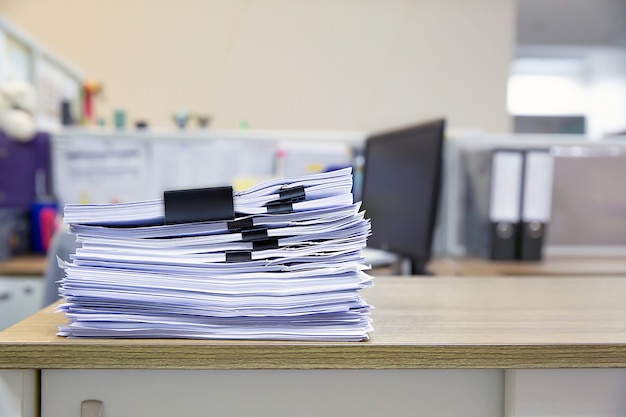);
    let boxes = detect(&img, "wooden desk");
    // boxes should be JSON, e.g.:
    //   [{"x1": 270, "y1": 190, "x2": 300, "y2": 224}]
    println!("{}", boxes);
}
[
  {"x1": 0, "y1": 255, "x2": 46, "y2": 277},
  {"x1": 2, "y1": 277, "x2": 626, "y2": 416},
  {"x1": 428, "y1": 256, "x2": 626, "y2": 277}
]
